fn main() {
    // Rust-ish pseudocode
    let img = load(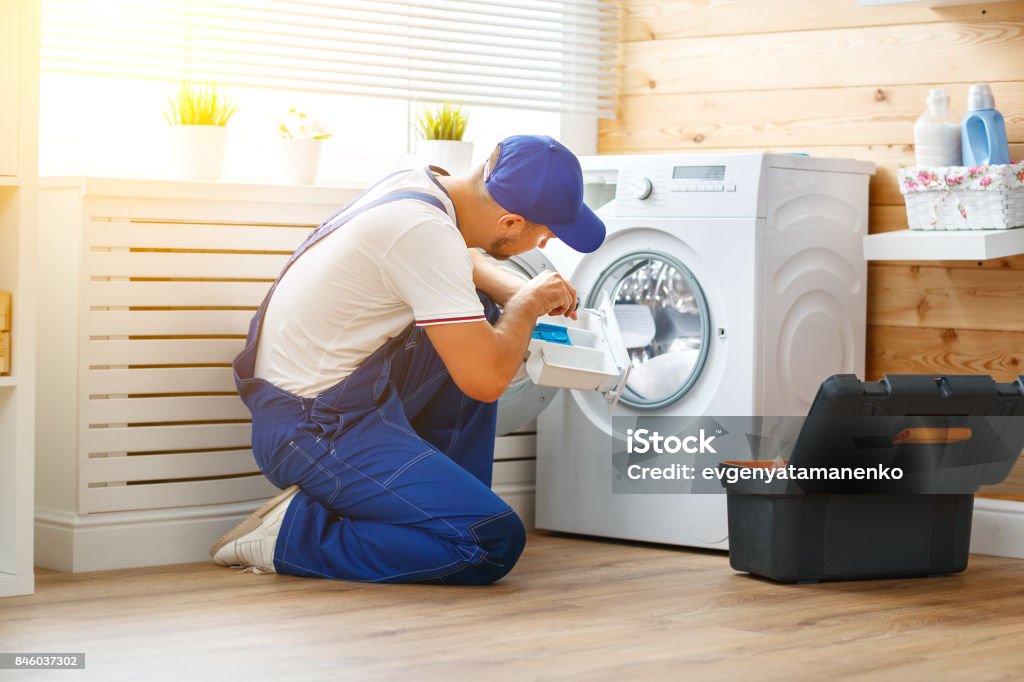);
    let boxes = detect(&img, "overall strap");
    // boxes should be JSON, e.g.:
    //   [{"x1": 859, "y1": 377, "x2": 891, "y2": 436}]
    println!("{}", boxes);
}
[{"x1": 245, "y1": 189, "x2": 448, "y2": 349}]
